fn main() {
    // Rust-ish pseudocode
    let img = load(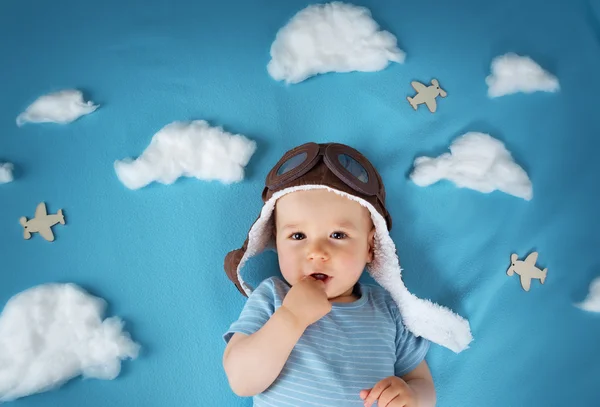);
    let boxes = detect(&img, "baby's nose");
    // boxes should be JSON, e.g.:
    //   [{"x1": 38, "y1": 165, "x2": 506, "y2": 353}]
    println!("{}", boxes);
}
[{"x1": 307, "y1": 244, "x2": 329, "y2": 261}]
